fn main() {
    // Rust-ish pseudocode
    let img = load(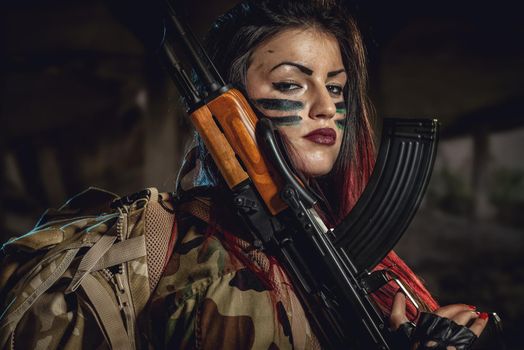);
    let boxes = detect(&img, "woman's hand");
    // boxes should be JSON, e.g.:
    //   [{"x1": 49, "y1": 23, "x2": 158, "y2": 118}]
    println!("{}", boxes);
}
[{"x1": 389, "y1": 292, "x2": 489, "y2": 350}]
